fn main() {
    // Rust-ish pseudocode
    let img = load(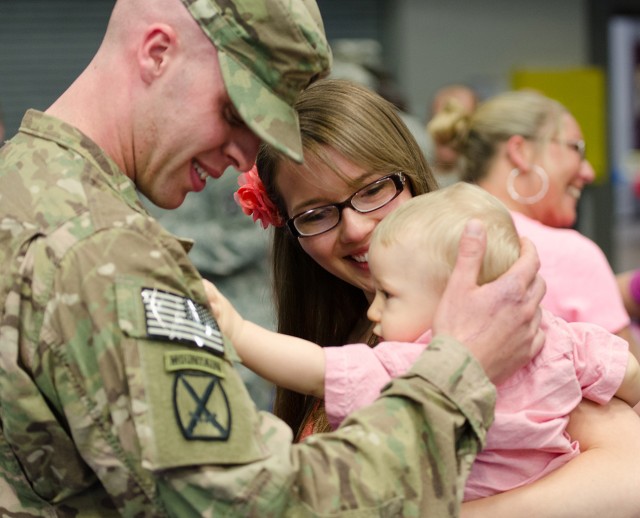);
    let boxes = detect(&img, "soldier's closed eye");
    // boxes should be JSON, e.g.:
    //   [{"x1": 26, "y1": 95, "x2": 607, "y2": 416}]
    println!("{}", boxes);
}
[{"x1": 225, "y1": 105, "x2": 244, "y2": 127}]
